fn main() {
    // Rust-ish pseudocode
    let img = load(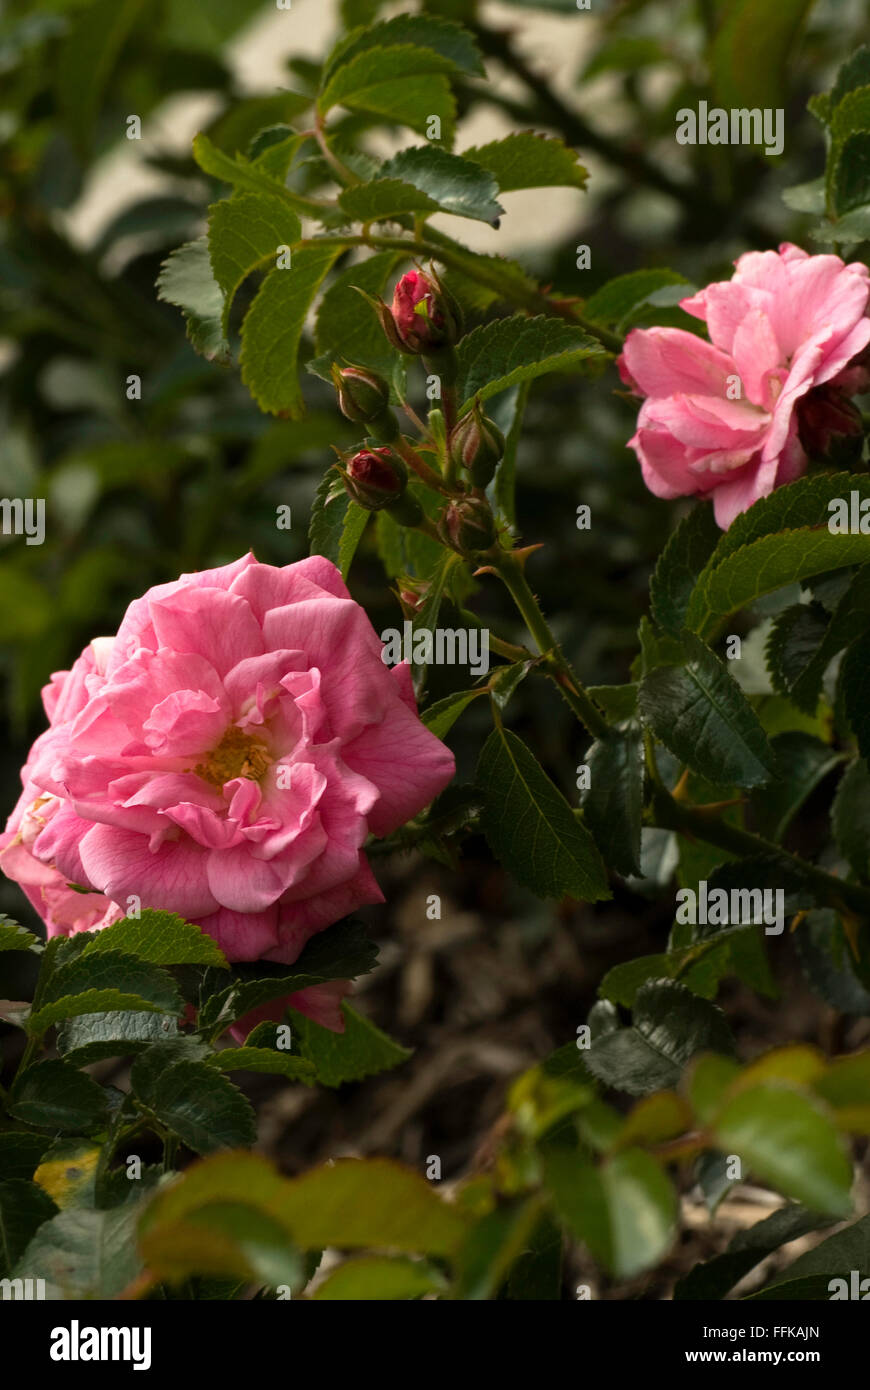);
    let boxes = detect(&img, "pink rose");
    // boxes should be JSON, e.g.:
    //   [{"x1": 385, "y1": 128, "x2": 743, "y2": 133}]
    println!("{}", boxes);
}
[
  {"x1": 0, "y1": 555, "x2": 455, "y2": 1032},
  {"x1": 391, "y1": 270, "x2": 446, "y2": 352},
  {"x1": 618, "y1": 243, "x2": 870, "y2": 528}
]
